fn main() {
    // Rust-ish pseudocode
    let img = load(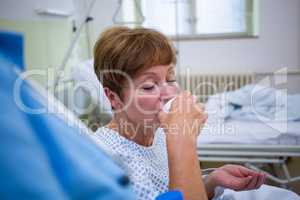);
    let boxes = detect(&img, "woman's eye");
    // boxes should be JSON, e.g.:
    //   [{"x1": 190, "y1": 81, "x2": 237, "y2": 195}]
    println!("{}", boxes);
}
[
  {"x1": 141, "y1": 83, "x2": 156, "y2": 90},
  {"x1": 167, "y1": 80, "x2": 177, "y2": 84},
  {"x1": 142, "y1": 85, "x2": 155, "y2": 90}
]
